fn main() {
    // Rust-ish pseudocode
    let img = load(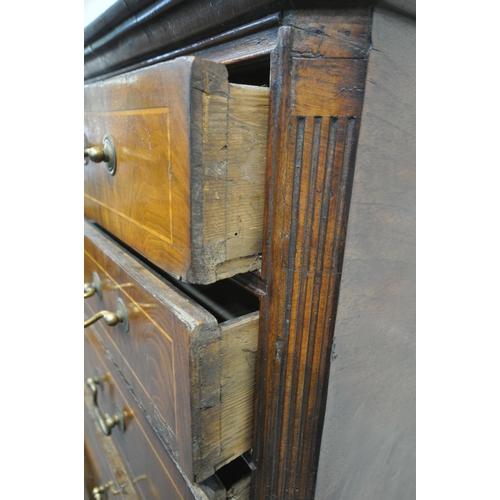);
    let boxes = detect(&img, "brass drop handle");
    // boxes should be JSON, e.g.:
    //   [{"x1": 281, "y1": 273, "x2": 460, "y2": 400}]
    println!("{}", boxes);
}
[
  {"x1": 84, "y1": 284, "x2": 95, "y2": 298},
  {"x1": 84, "y1": 134, "x2": 117, "y2": 175},
  {"x1": 84, "y1": 310, "x2": 120, "y2": 328},
  {"x1": 86, "y1": 377, "x2": 126, "y2": 436},
  {"x1": 92, "y1": 482, "x2": 113, "y2": 499},
  {"x1": 84, "y1": 298, "x2": 129, "y2": 332},
  {"x1": 84, "y1": 272, "x2": 102, "y2": 299}
]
